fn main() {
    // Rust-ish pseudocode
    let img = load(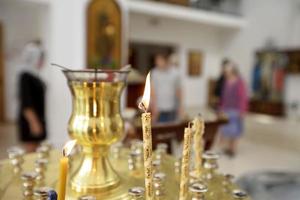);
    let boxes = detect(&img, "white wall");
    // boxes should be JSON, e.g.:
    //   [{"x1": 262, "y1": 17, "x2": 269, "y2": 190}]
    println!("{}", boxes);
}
[
  {"x1": 0, "y1": 1, "x2": 50, "y2": 121},
  {"x1": 129, "y1": 13, "x2": 224, "y2": 107},
  {"x1": 129, "y1": 0, "x2": 300, "y2": 108},
  {"x1": 46, "y1": 0, "x2": 89, "y2": 147},
  {"x1": 285, "y1": 76, "x2": 300, "y2": 117},
  {"x1": 222, "y1": 0, "x2": 297, "y2": 85},
  {"x1": 288, "y1": 0, "x2": 300, "y2": 46},
  {"x1": 222, "y1": 0, "x2": 300, "y2": 116},
  {"x1": 287, "y1": 0, "x2": 300, "y2": 116},
  {"x1": 0, "y1": 0, "x2": 88, "y2": 147}
]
